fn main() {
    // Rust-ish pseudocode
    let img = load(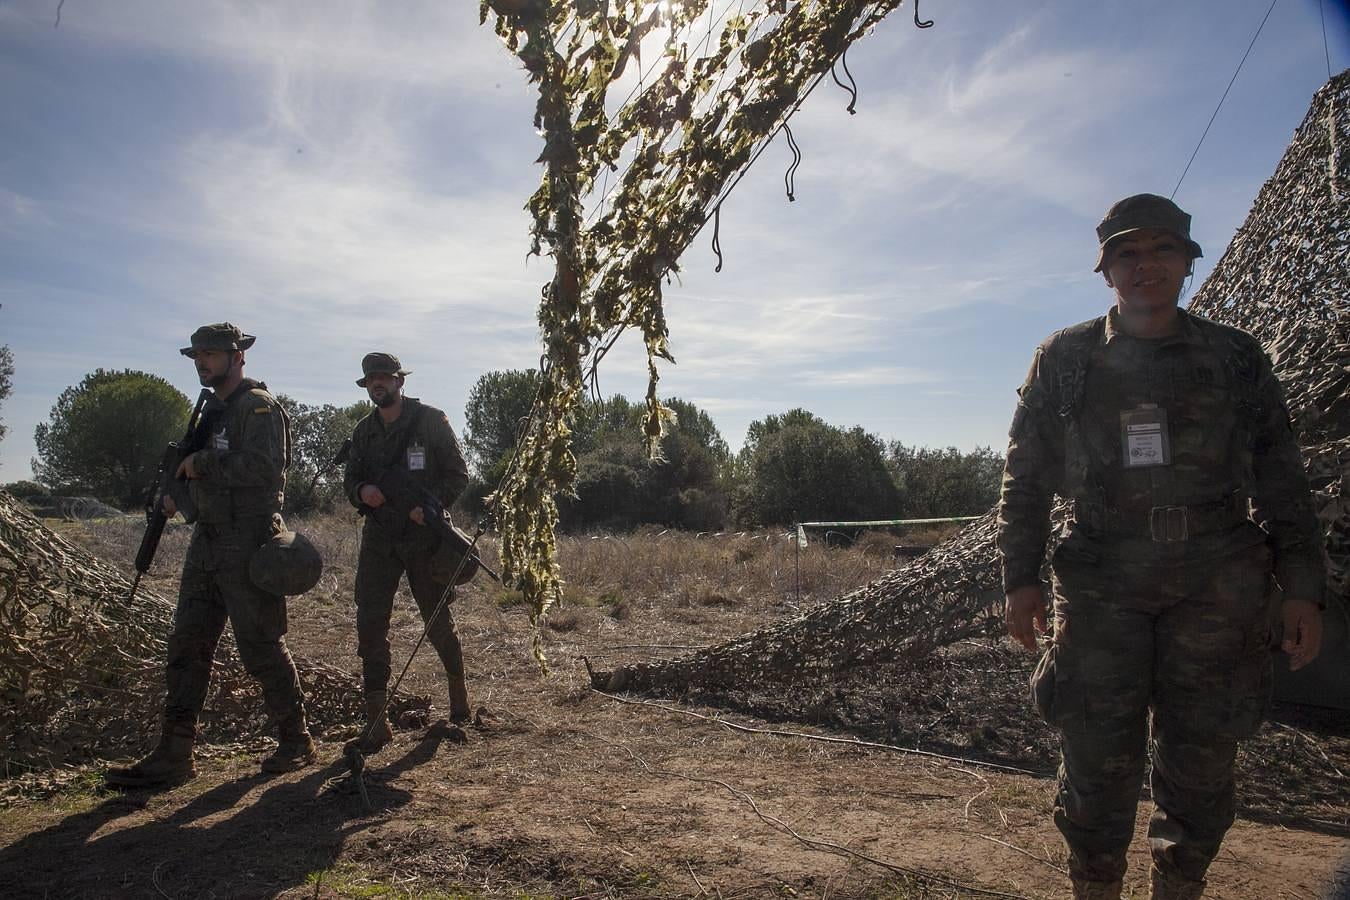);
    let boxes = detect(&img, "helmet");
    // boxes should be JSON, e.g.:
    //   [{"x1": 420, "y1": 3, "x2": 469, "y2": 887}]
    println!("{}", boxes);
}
[{"x1": 250, "y1": 530, "x2": 323, "y2": 596}]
